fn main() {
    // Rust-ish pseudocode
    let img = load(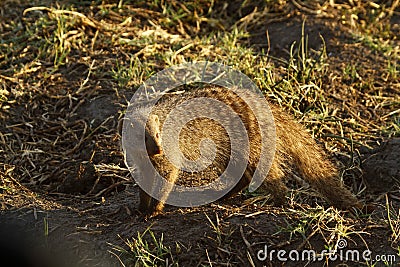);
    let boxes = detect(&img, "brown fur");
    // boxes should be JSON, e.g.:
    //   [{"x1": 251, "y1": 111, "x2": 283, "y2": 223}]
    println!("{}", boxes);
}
[{"x1": 131, "y1": 86, "x2": 361, "y2": 215}]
